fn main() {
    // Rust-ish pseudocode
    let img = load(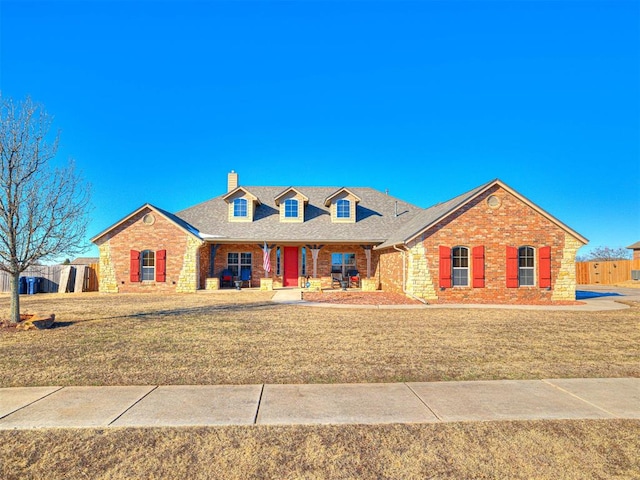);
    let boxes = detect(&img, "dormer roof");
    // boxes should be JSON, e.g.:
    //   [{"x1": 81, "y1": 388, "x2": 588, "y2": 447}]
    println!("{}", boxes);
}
[
  {"x1": 222, "y1": 186, "x2": 261, "y2": 205},
  {"x1": 323, "y1": 187, "x2": 361, "y2": 207},
  {"x1": 274, "y1": 187, "x2": 309, "y2": 206}
]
